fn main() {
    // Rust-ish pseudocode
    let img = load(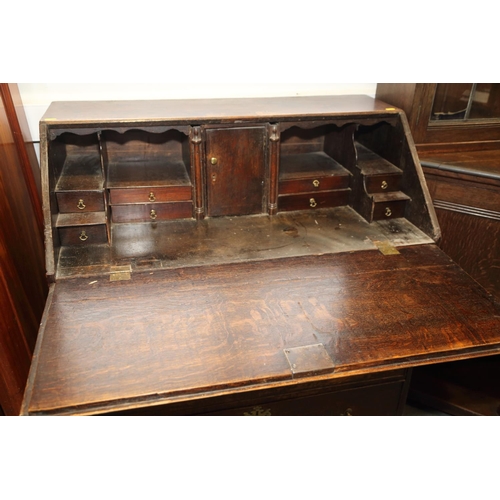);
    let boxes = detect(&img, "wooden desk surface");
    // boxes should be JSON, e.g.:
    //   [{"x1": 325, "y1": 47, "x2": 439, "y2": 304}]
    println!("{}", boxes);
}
[
  {"x1": 41, "y1": 95, "x2": 399, "y2": 126},
  {"x1": 22, "y1": 244, "x2": 500, "y2": 415}
]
